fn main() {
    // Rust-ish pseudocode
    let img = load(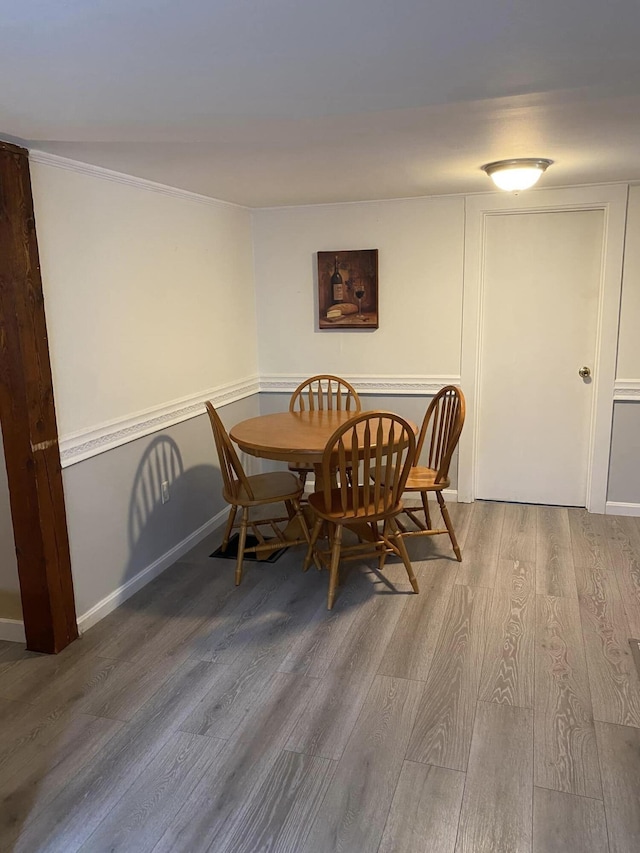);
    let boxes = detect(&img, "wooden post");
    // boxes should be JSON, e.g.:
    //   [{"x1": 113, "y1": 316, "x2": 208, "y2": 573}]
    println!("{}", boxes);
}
[{"x1": 0, "y1": 140, "x2": 78, "y2": 653}]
